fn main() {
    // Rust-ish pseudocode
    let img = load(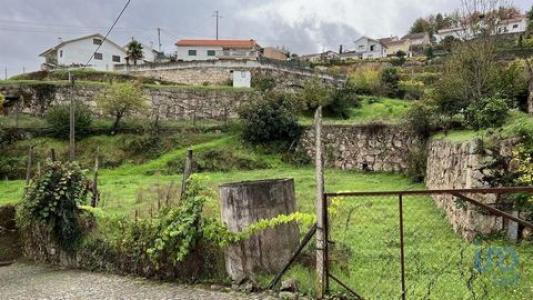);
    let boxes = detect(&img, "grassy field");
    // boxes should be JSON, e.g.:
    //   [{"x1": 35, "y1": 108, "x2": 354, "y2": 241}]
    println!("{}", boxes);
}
[
  {"x1": 299, "y1": 96, "x2": 412, "y2": 126},
  {"x1": 1, "y1": 135, "x2": 531, "y2": 298}
]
